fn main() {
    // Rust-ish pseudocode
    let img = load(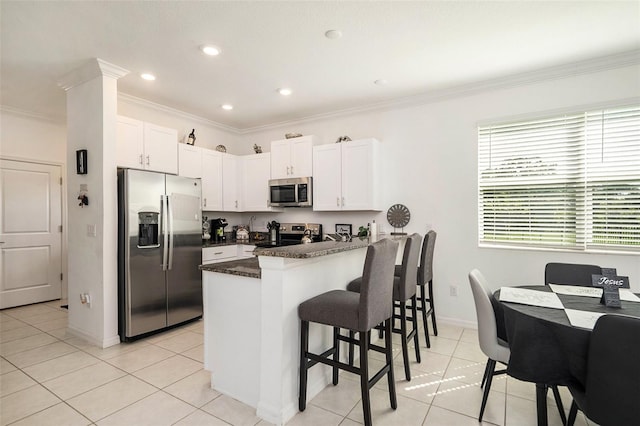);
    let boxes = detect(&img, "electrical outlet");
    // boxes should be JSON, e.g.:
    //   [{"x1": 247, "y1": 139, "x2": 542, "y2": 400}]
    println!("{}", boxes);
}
[{"x1": 449, "y1": 285, "x2": 458, "y2": 297}]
